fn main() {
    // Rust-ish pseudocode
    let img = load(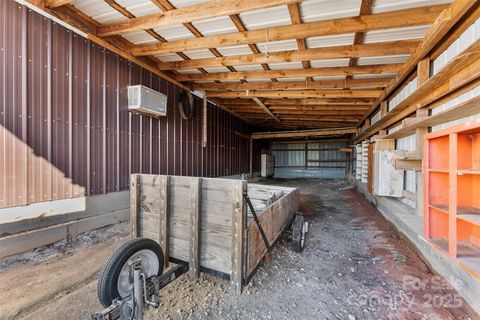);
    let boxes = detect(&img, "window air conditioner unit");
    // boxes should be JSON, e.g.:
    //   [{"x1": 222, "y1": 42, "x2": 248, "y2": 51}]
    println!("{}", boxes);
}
[{"x1": 128, "y1": 85, "x2": 167, "y2": 117}]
